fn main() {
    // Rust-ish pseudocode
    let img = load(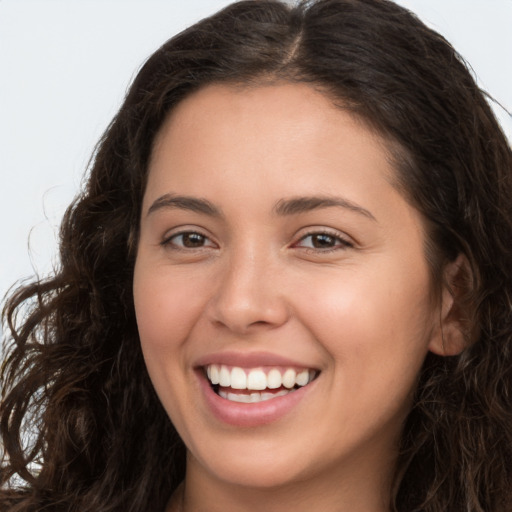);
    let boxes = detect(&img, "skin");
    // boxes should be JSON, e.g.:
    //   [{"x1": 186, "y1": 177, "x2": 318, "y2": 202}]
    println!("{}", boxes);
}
[{"x1": 133, "y1": 82, "x2": 457, "y2": 512}]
